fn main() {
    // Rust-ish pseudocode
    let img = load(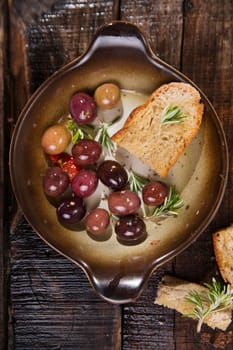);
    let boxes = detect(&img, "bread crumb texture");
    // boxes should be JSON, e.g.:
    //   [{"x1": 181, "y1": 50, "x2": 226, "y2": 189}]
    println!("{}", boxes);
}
[
  {"x1": 213, "y1": 225, "x2": 233, "y2": 287},
  {"x1": 112, "y1": 82, "x2": 204, "y2": 177},
  {"x1": 155, "y1": 275, "x2": 232, "y2": 331}
]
